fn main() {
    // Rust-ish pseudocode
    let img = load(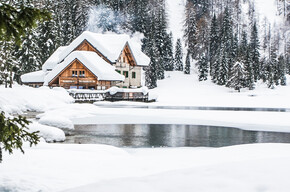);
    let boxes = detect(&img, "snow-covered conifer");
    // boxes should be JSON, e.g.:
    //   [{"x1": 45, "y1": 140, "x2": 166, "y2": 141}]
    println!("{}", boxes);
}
[
  {"x1": 227, "y1": 61, "x2": 246, "y2": 92},
  {"x1": 174, "y1": 38, "x2": 183, "y2": 71},
  {"x1": 184, "y1": 51, "x2": 191, "y2": 74}
]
